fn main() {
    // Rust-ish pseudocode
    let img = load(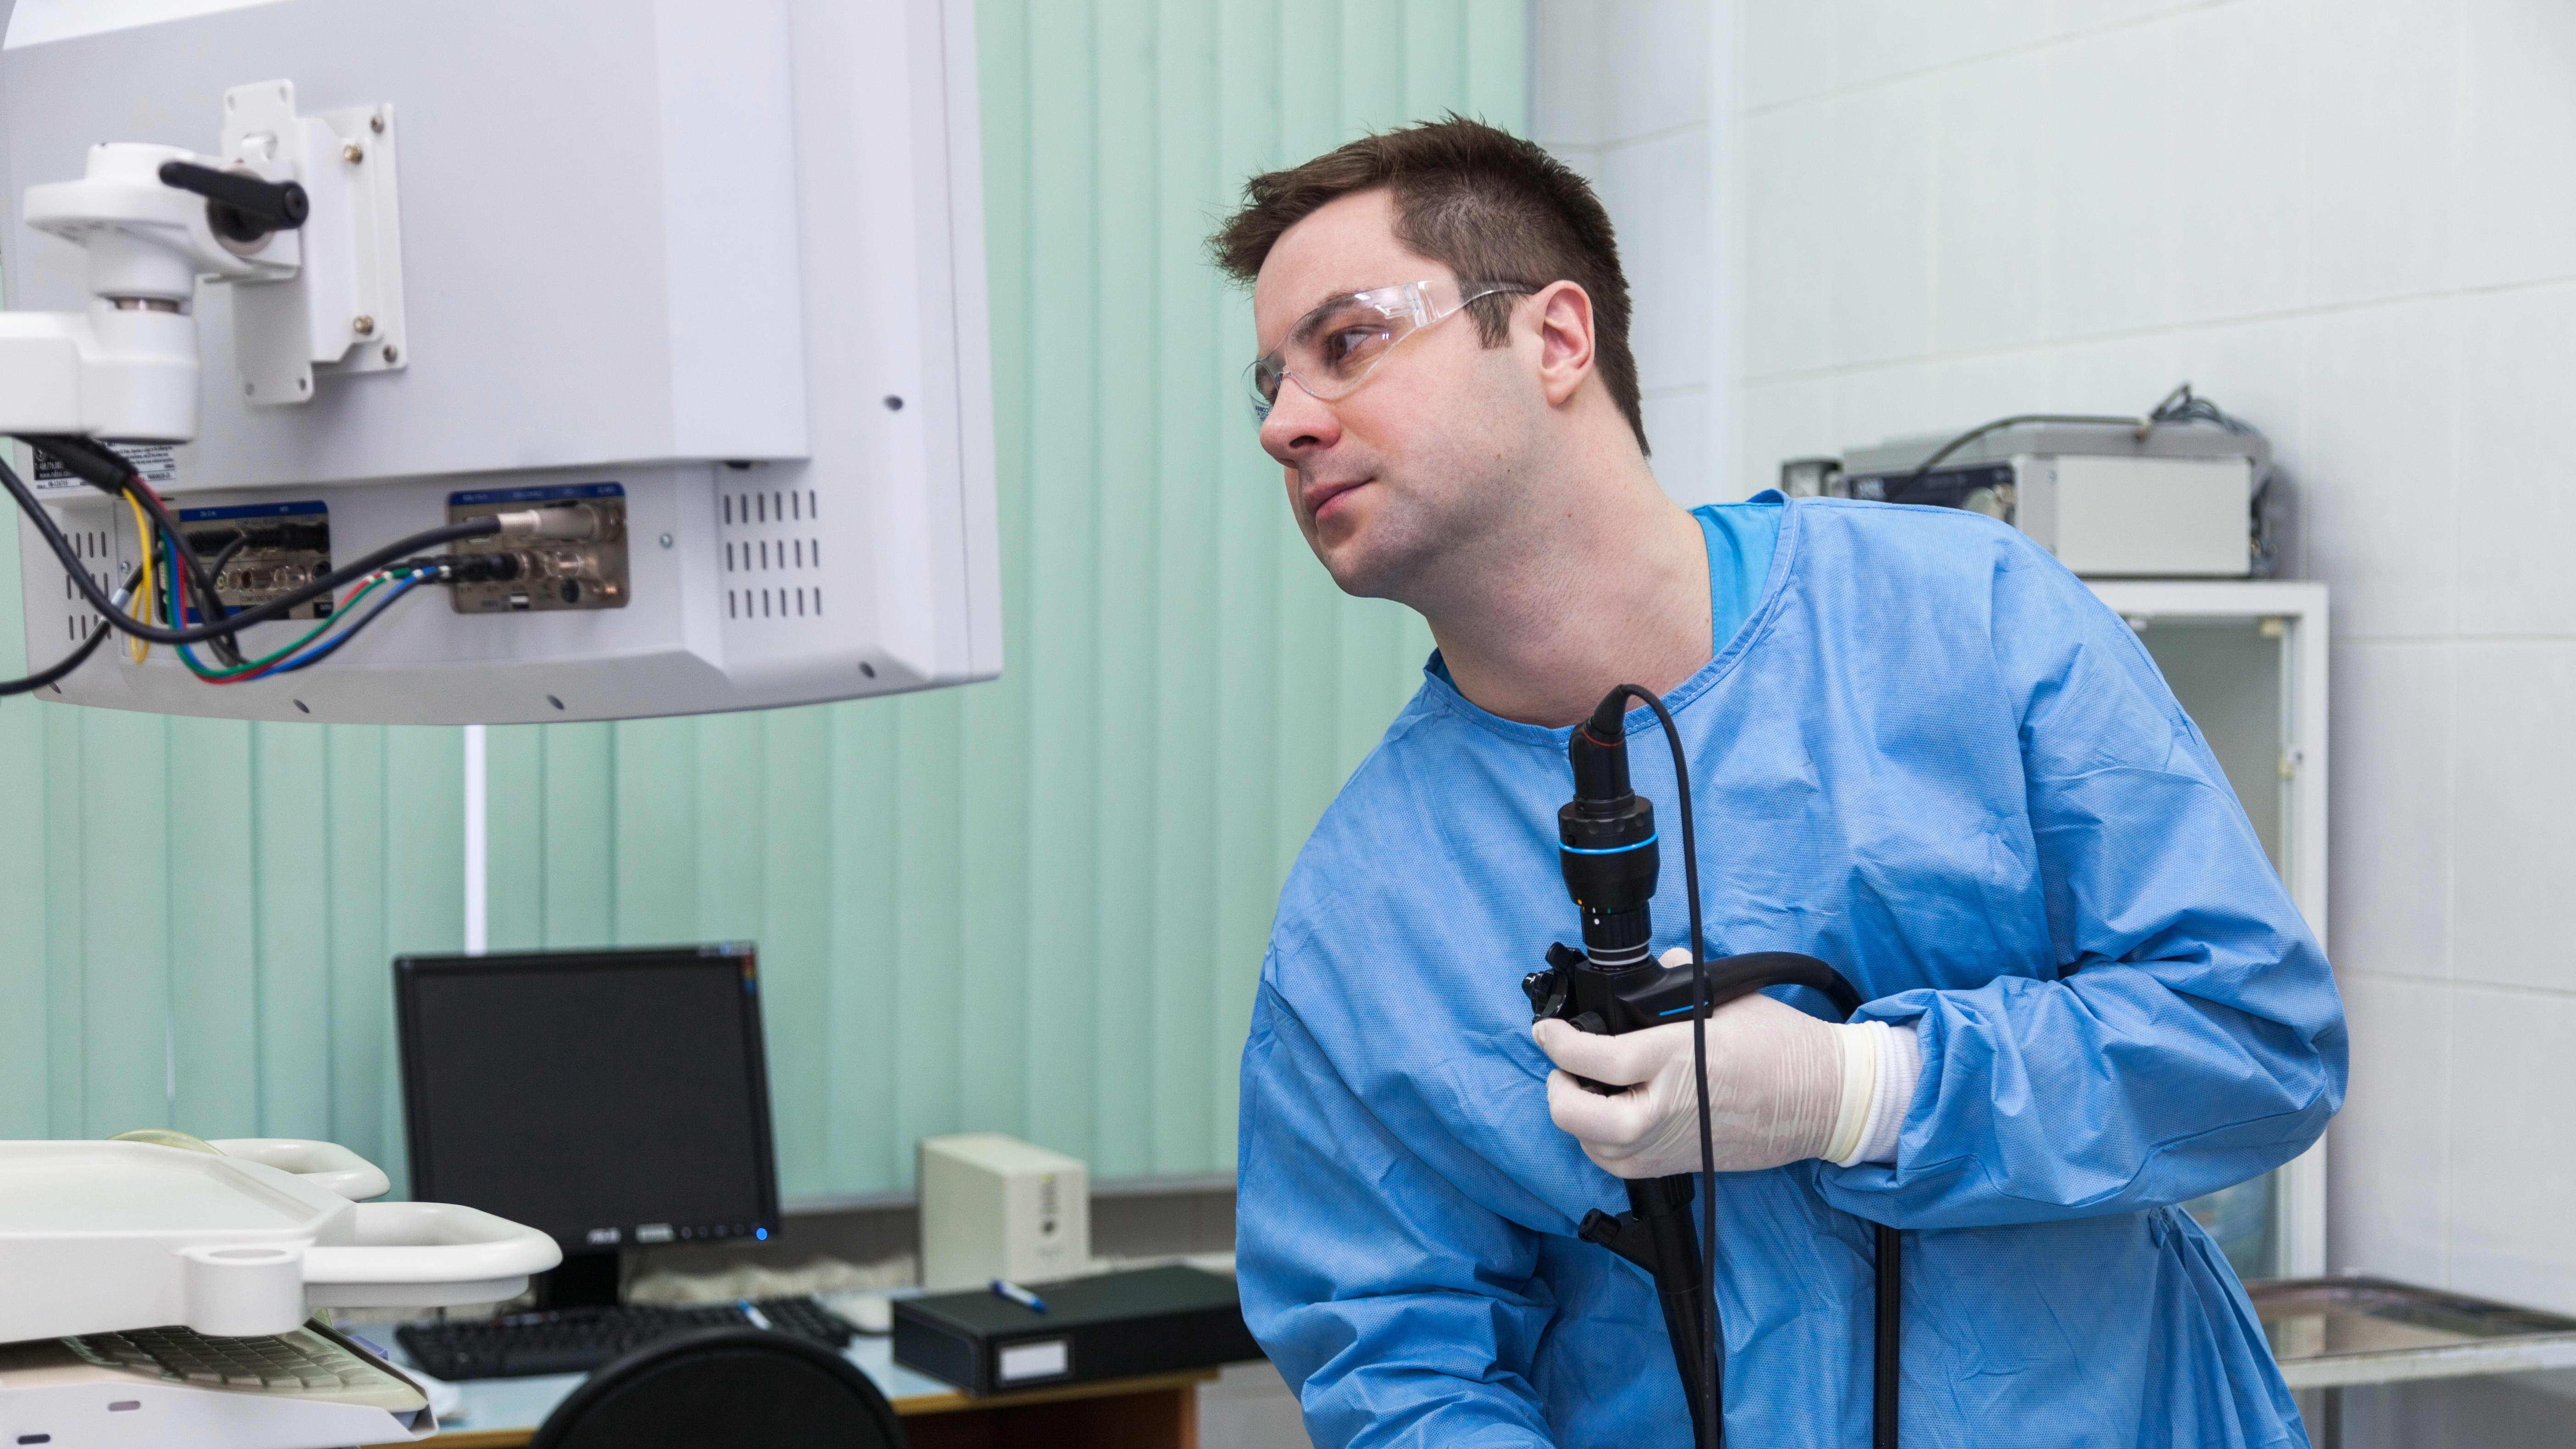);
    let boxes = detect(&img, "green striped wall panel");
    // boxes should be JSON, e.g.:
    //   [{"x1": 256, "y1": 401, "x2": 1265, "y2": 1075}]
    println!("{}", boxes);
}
[{"x1": 0, "y1": 0, "x2": 1526, "y2": 1201}]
